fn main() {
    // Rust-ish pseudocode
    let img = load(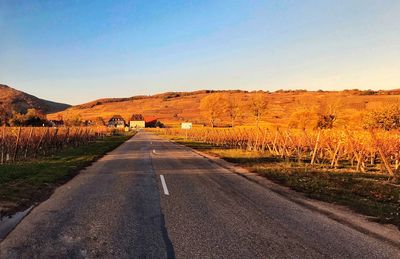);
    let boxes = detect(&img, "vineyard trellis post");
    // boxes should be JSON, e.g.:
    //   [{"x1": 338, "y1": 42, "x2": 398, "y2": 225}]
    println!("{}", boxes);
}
[
  {"x1": 24, "y1": 127, "x2": 34, "y2": 159},
  {"x1": 310, "y1": 130, "x2": 321, "y2": 165},
  {"x1": 1, "y1": 124, "x2": 5, "y2": 164},
  {"x1": 12, "y1": 127, "x2": 22, "y2": 162},
  {"x1": 370, "y1": 130, "x2": 397, "y2": 181}
]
